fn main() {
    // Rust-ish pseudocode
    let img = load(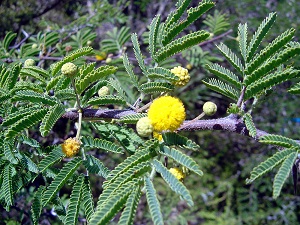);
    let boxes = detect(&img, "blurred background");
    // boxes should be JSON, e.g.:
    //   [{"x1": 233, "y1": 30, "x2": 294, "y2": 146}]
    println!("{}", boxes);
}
[{"x1": 1, "y1": 0, "x2": 300, "y2": 224}]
